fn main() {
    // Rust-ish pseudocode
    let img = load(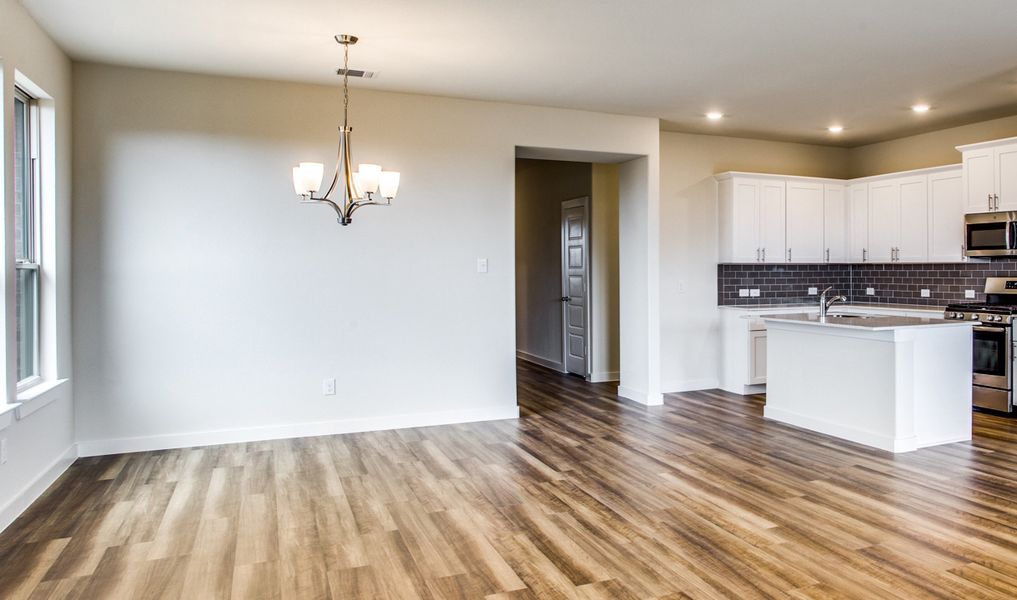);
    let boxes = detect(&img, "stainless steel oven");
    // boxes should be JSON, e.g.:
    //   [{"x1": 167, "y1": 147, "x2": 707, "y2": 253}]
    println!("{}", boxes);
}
[
  {"x1": 972, "y1": 324, "x2": 1012, "y2": 411},
  {"x1": 965, "y1": 211, "x2": 1017, "y2": 257}
]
